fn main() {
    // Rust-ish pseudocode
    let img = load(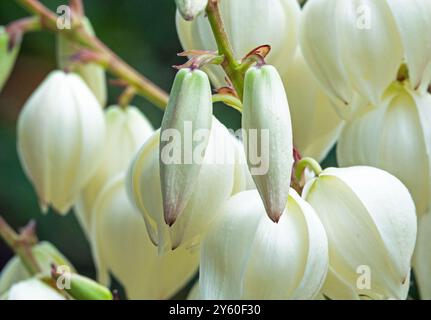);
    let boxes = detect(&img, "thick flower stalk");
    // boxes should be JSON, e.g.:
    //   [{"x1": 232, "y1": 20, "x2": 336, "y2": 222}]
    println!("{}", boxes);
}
[
  {"x1": 57, "y1": 17, "x2": 107, "y2": 107},
  {"x1": 0, "y1": 27, "x2": 20, "y2": 92},
  {"x1": 242, "y1": 64, "x2": 293, "y2": 222},
  {"x1": 283, "y1": 51, "x2": 344, "y2": 162},
  {"x1": 300, "y1": 0, "x2": 431, "y2": 112},
  {"x1": 200, "y1": 189, "x2": 328, "y2": 300},
  {"x1": 128, "y1": 118, "x2": 236, "y2": 252},
  {"x1": 75, "y1": 105, "x2": 153, "y2": 236},
  {"x1": 160, "y1": 68, "x2": 212, "y2": 226},
  {"x1": 337, "y1": 85, "x2": 431, "y2": 216},
  {"x1": 176, "y1": 0, "x2": 301, "y2": 87},
  {"x1": 92, "y1": 174, "x2": 199, "y2": 299},
  {"x1": 17, "y1": 70, "x2": 106, "y2": 215},
  {"x1": 303, "y1": 166, "x2": 417, "y2": 300}
]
